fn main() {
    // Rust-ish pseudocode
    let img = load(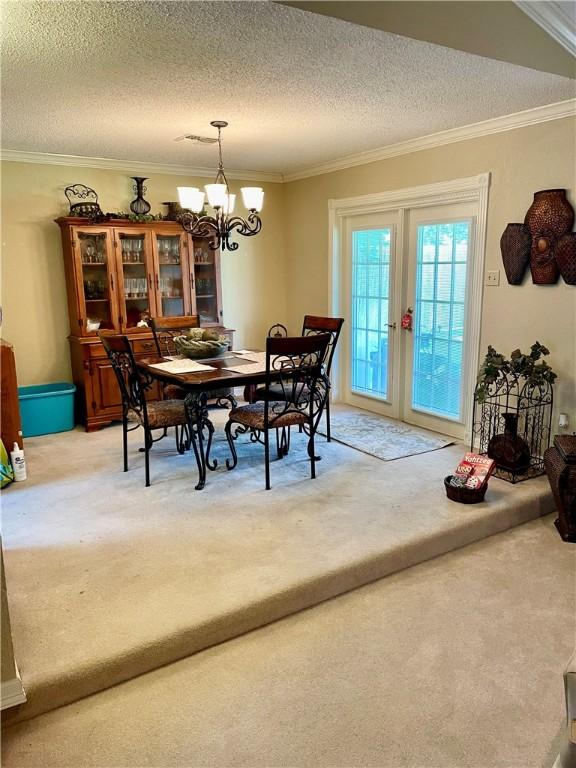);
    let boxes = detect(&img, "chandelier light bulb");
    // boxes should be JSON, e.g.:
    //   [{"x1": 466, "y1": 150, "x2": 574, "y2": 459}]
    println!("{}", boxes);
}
[
  {"x1": 223, "y1": 193, "x2": 236, "y2": 215},
  {"x1": 205, "y1": 183, "x2": 228, "y2": 209},
  {"x1": 241, "y1": 187, "x2": 264, "y2": 212},
  {"x1": 177, "y1": 187, "x2": 205, "y2": 213}
]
